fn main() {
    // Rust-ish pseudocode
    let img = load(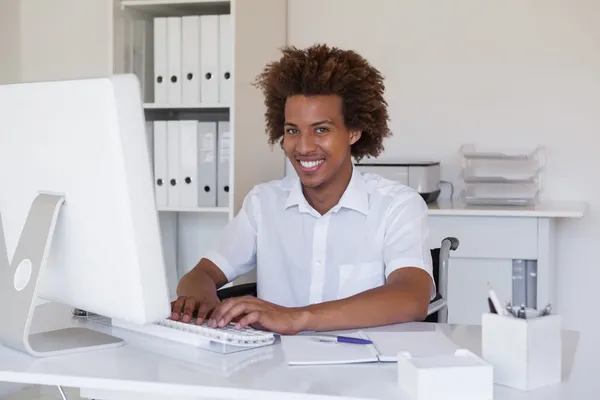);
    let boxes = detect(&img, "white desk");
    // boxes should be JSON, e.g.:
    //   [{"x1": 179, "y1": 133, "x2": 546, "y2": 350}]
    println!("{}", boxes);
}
[
  {"x1": 426, "y1": 200, "x2": 586, "y2": 325},
  {"x1": 0, "y1": 303, "x2": 596, "y2": 400}
]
